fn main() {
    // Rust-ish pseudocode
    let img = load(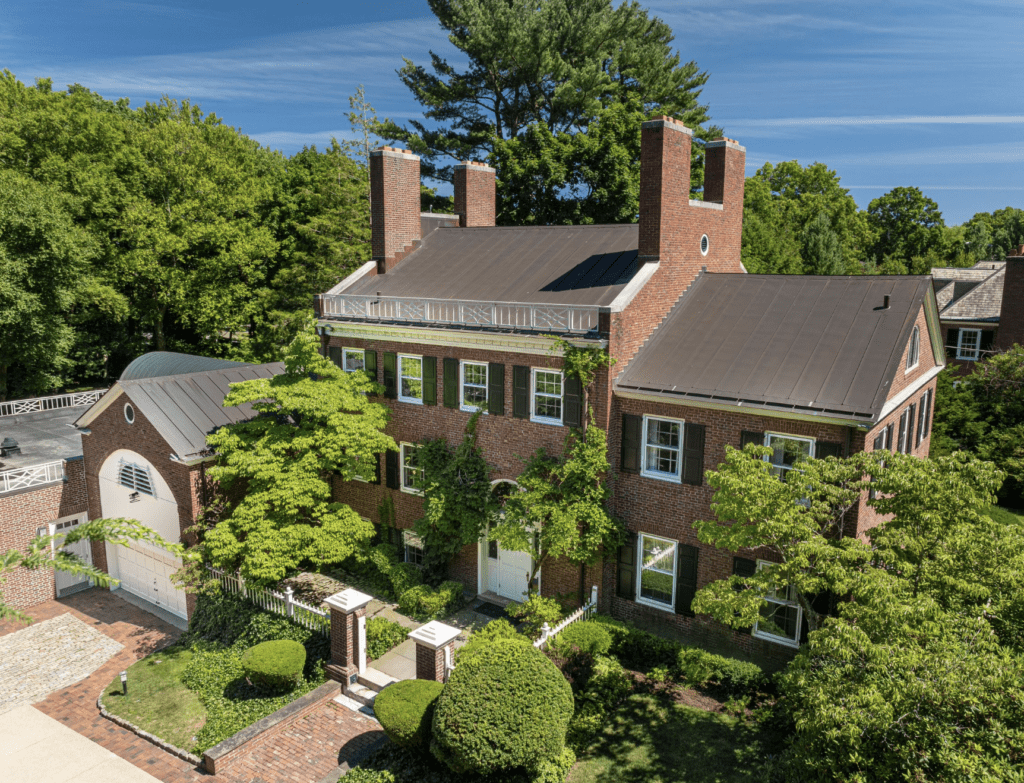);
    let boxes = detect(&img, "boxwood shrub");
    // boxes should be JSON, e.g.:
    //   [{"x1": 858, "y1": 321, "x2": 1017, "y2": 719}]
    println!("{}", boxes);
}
[
  {"x1": 367, "y1": 617, "x2": 410, "y2": 660},
  {"x1": 551, "y1": 621, "x2": 612, "y2": 658},
  {"x1": 675, "y1": 647, "x2": 766, "y2": 697},
  {"x1": 399, "y1": 581, "x2": 464, "y2": 620},
  {"x1": 375, "y1": 679, "x2": 444, "y2": 749},
  {"x1": 456, "y1": 618, "x2": 527, "y2": 663},
  {"x1": 344, "y1": 771, "x2": 397, "y2": 783},
  {"x1": 241, "y1": 639, "x2": 306, "y2": 691},
  {"x1": 431, "y1": 638, "x2": 574, "y2": 775}
]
